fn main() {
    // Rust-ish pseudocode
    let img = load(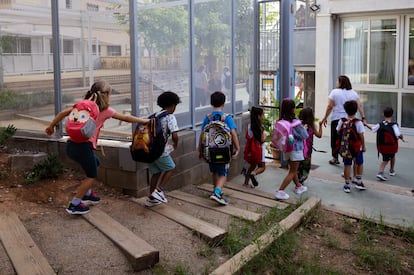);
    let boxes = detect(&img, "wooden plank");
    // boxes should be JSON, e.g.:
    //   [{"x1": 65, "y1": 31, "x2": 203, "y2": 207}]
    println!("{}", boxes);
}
[
  {"x1": 210, "y1": 197, "x2": 321, "y2": 275},
  {"x1": 225, "y1": 181, "x2": 296, "y2": 205},
  {"x1": 197, "y1": 183, "x2": 285, "y2": 208},
  {"x1": 83, "y1": 208, "x2": 159, "y2": 271},
  {"x1": 131, "y1": 197, "x2": 227, "y2": 245},
  {"x1": 168, "y1": 190, "x2": 262, "y2": 222},
  {"x1": 0, "y1": 212, "x2": 55, "y2": 275}
]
